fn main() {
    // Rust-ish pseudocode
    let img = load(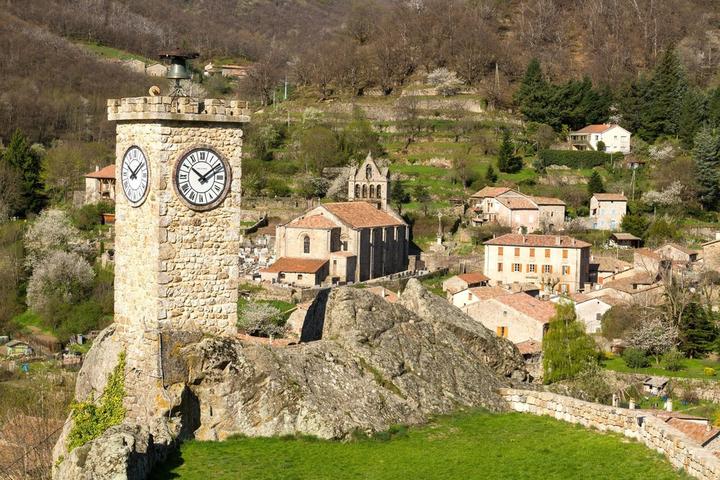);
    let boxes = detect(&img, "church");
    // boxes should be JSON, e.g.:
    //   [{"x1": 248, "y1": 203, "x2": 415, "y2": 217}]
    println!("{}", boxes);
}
[{"x1": 261, "y1": 155, "x2": 409, "y2": 287}]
